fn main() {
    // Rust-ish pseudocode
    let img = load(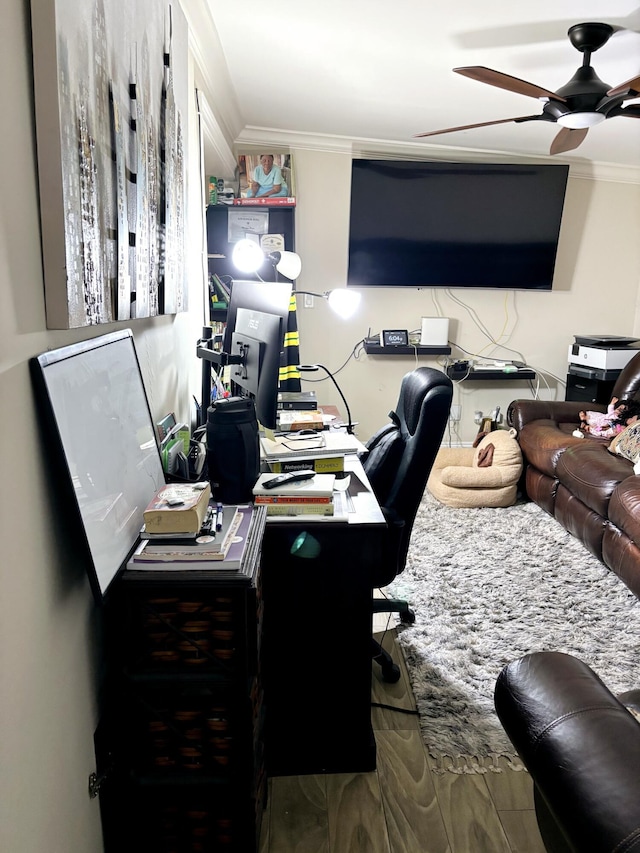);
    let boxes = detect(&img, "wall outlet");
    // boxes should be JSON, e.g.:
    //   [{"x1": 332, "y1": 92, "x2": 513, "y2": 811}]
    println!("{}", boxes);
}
[{"x1": 450, "y1": 404, "x2": 461, "y2": 422}]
